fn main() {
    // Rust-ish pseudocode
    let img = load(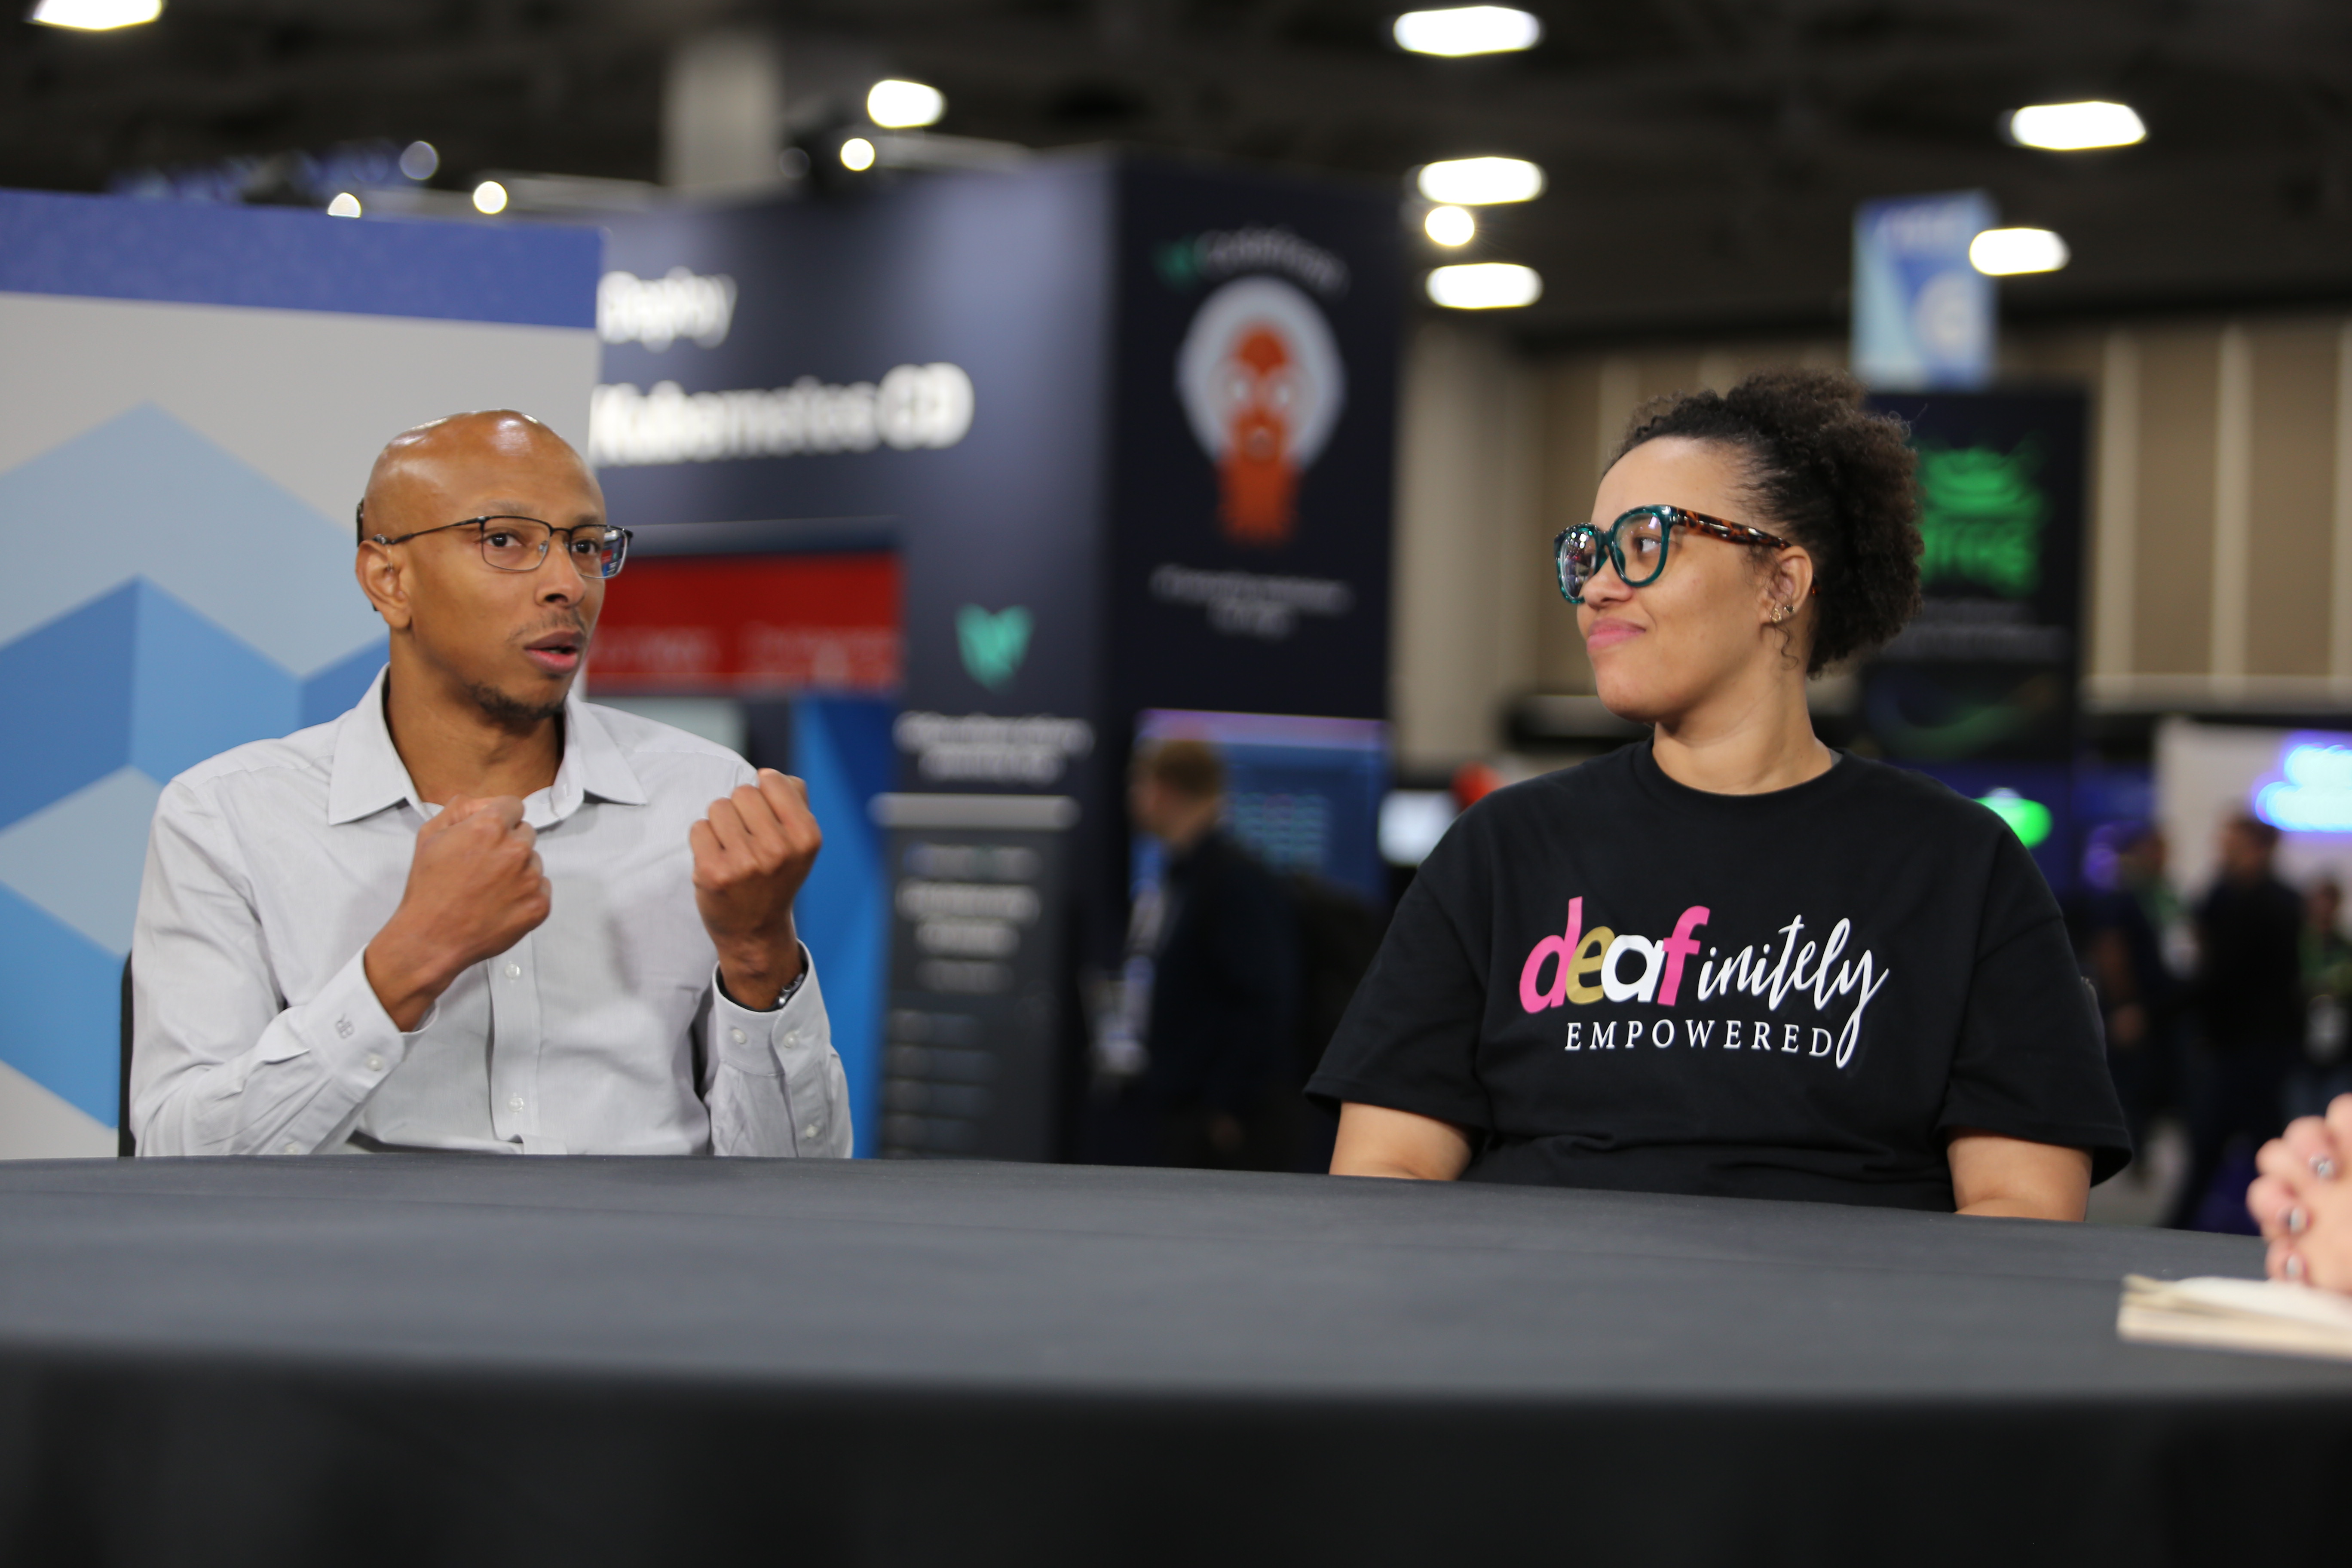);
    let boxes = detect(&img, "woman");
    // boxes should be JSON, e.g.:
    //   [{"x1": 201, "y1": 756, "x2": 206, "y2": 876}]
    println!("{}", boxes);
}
[{"x1": 1311, "y1": 370, "x2": 2128, "y2": 1216}]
